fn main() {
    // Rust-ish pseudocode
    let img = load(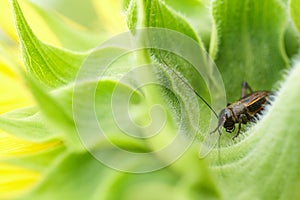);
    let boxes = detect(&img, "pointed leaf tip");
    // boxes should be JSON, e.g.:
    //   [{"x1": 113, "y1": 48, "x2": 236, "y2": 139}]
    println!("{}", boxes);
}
[{"x1": 11, "y1": 0, "x2": 86, "y2": 89}]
